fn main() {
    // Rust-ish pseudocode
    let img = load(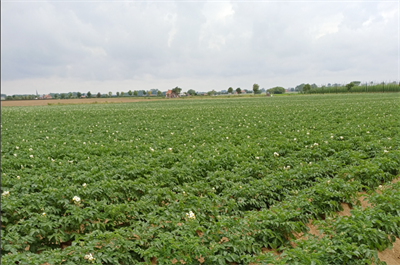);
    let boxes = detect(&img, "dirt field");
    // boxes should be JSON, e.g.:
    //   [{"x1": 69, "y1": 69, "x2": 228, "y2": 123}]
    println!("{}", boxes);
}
[{"x1": 0, "y1": 97, "x2": 168, "y2": 107}]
